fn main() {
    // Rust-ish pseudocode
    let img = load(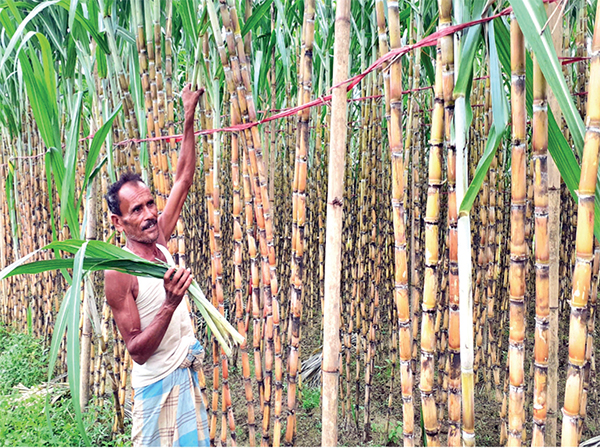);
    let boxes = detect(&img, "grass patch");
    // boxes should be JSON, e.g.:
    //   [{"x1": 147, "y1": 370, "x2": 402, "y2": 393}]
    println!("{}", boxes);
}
[
  {"x1": 0, "y1": 331, "x2": 49, "y2": 394},
  {"x1": 0, "y1": 326, "x2": 131, "y2": 446},
  {"x1": 0, "y1": 393, "x2": 129, "y2": 447},
  {"x1": 300, "y1": 386, "x2": 321, "y2": 412}
]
